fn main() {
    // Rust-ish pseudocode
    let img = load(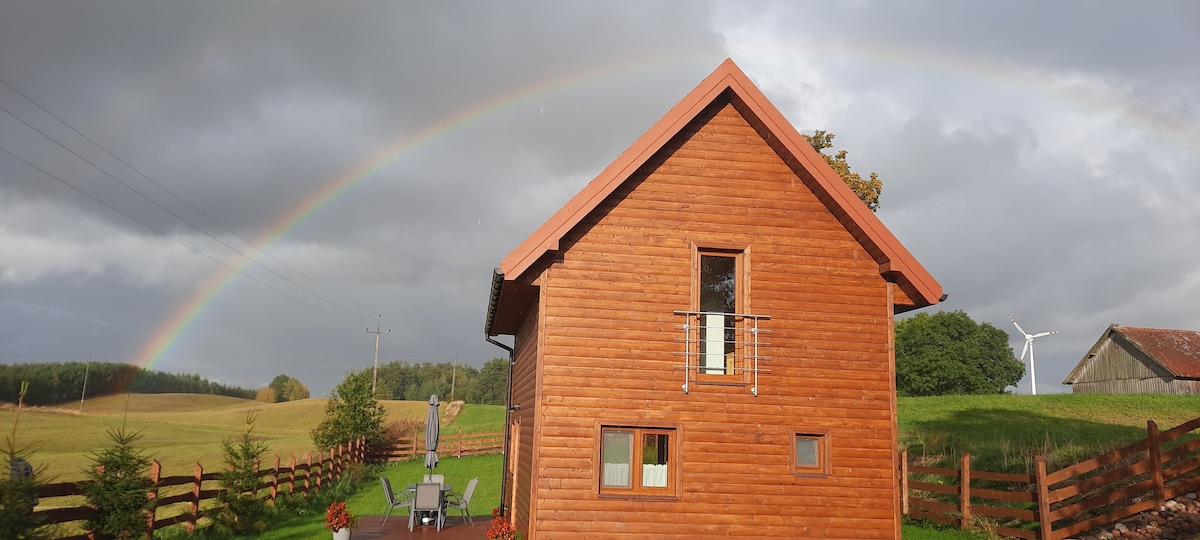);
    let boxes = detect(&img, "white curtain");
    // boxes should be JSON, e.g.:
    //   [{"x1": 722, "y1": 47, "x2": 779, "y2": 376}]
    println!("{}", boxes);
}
[
  {"x1": 602, "y1": 462, "x2": 630, "y2": 487},
  {"x1": 642, "y1": 464, "x2": 668, "y2": 487},
  {"x1": 703, "y1": 313, "x2": 725, "y2": 373}
]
